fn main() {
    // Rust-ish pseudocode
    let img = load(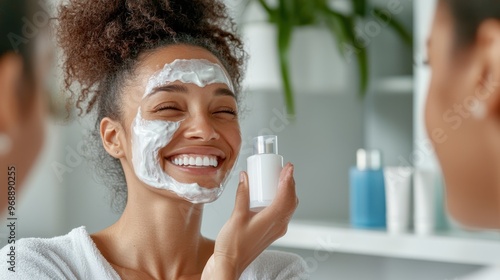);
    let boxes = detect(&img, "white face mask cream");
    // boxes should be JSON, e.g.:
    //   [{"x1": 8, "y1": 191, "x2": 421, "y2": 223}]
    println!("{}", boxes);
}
[
  {"x1": 144, "y1": 58, "x2": 234, "y2": 97},
  {"x1": 131, "y1": 59, "x2": 235, "y2": 204}
]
